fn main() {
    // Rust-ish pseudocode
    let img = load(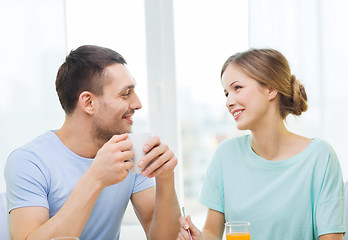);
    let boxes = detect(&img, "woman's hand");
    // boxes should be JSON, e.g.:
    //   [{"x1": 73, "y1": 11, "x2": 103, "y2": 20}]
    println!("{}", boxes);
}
[{"x1": 177, "y1": 215, "x2": 204, "y2": 240}]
